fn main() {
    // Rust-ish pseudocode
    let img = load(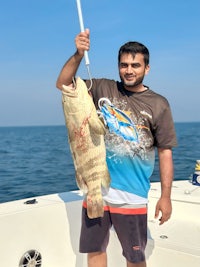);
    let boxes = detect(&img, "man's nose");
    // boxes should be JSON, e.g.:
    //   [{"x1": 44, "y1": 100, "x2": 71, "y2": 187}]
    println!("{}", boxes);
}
[{"x1": 126, "y1": 65, "x2": 133, "y2": 73}]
